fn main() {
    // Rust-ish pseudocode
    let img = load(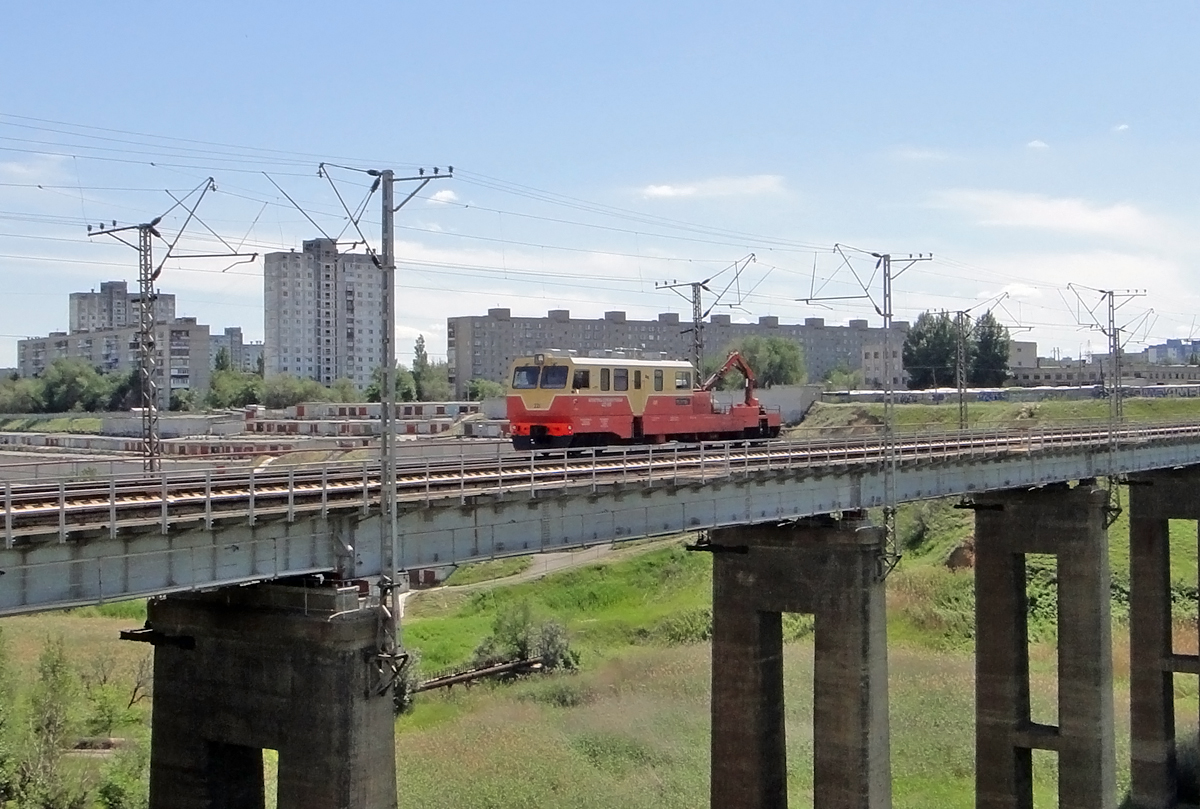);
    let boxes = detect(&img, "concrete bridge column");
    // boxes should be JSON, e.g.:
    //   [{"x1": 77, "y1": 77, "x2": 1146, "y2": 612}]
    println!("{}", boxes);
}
[
  {"x1": 144, "y1": 583, "x2": 398, "y2": 809},
  {"x1": 974, "y1": 484, "x2": 1115, "y2": 809},
  {"x1": 1127, "y1": 469, "x2": 1200, "y2": 808},
  {"x1": 709, "y1": 516, "x2": 890, "y2": 809}
]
